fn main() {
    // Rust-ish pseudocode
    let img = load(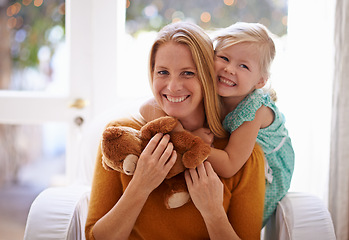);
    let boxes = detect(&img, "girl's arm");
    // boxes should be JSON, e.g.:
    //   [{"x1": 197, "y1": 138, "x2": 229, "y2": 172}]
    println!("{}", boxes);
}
[
  {"x1": 140, "y1": 98, "x2": 185, "y2": 132},
  {"x1": 140, "y1": 98, "x2": 167, "y2": 122},
  {"x1": 185, "y1": 162, "x2": 241, "y2": 240},
  {"x1": 208, "y1": 105, "x2": 274, "y2": 178},
  {"x1": 92, "y1": 133, "x2": 177, "y2": 240}
]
